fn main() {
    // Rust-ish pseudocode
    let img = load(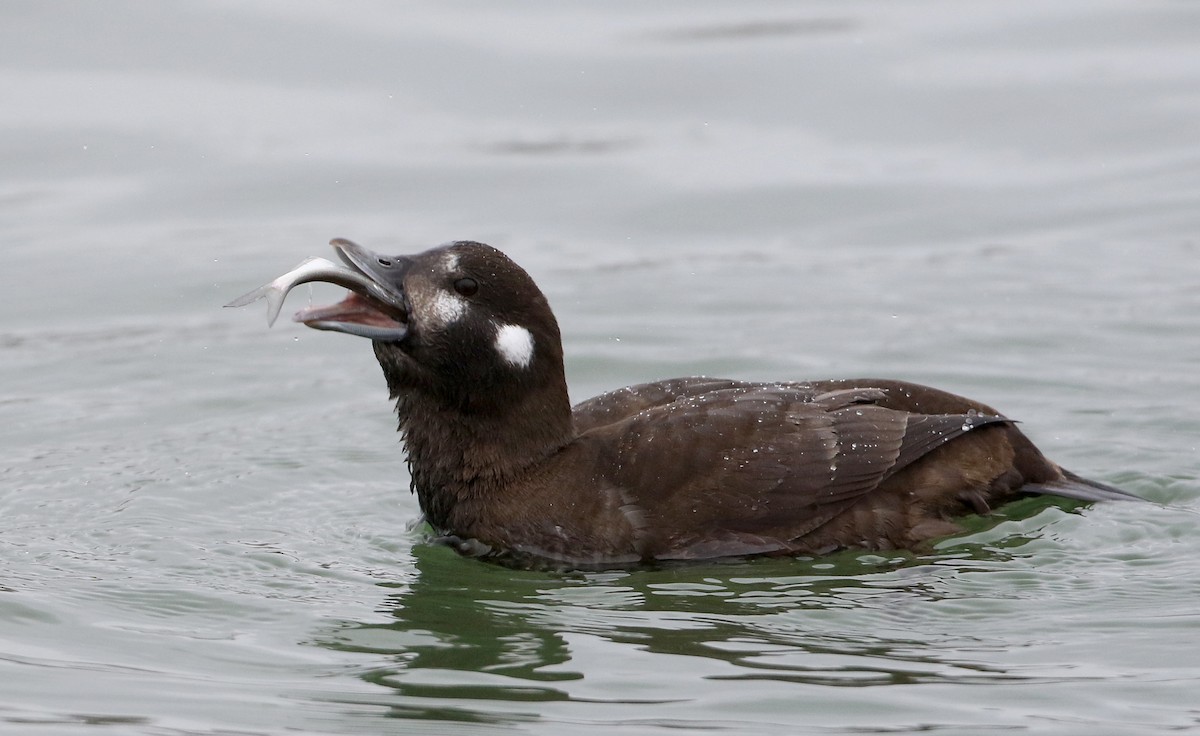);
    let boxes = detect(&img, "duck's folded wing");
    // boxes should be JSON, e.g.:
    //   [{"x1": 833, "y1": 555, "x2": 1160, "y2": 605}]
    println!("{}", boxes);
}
[{"x1": 585, "y1": 386, "x2": 1010, "y2": 559}]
